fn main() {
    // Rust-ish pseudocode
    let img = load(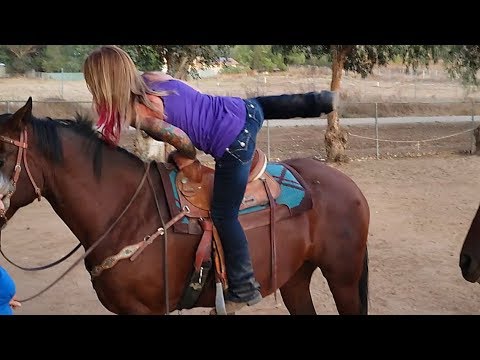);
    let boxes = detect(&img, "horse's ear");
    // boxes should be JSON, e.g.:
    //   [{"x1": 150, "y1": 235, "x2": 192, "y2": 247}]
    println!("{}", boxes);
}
[{"x1": 10, "y1": 97, "x2": 33, "y2": 130}]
